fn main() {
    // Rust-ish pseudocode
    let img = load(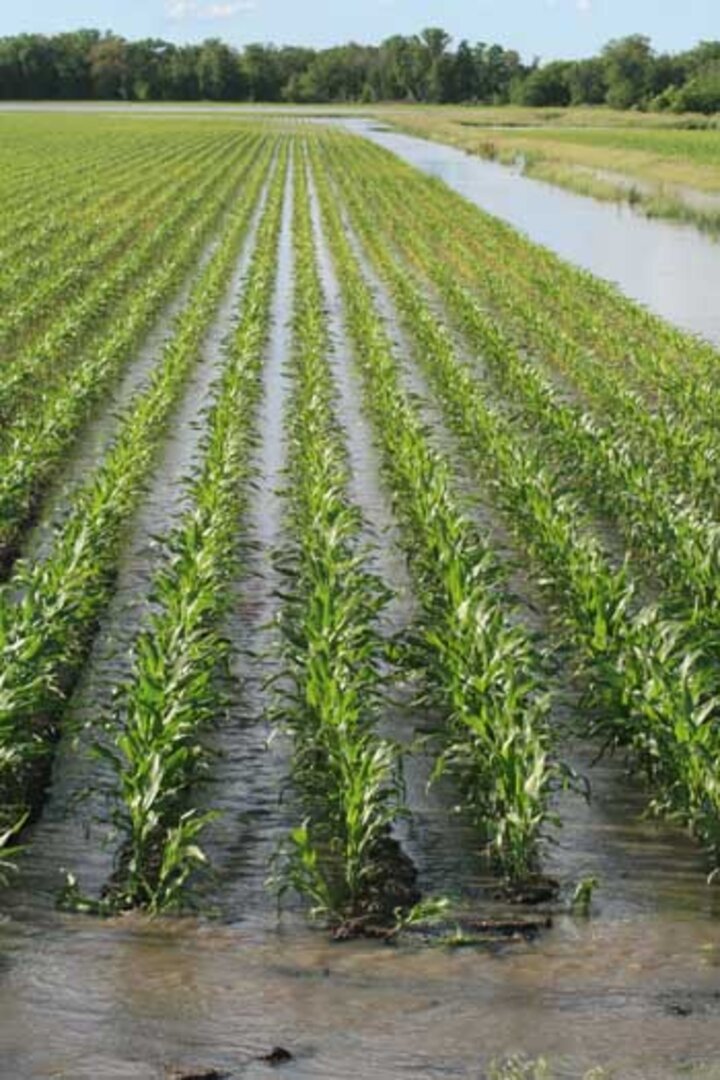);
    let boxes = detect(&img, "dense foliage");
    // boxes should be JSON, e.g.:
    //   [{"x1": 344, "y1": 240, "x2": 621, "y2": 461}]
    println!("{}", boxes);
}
[{"x1": 2, "y1": 27, "x2": 720, "y2": 111}]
